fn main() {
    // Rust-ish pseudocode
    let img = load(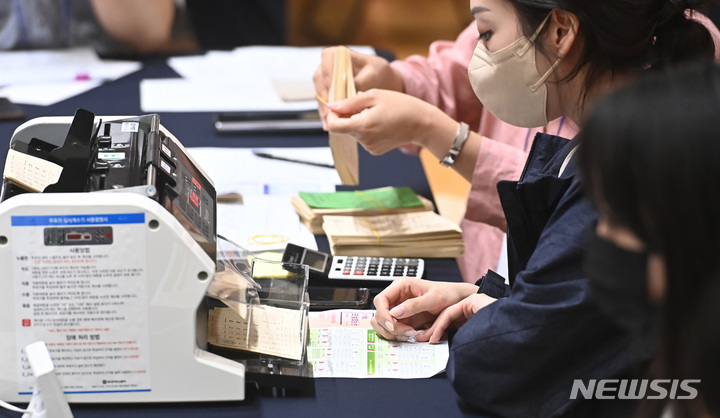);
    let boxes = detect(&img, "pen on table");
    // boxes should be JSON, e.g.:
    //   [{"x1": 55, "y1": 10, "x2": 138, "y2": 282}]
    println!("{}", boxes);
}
[{"x1": 252, "y1": 151, "x2": 335, "y2": 169}]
